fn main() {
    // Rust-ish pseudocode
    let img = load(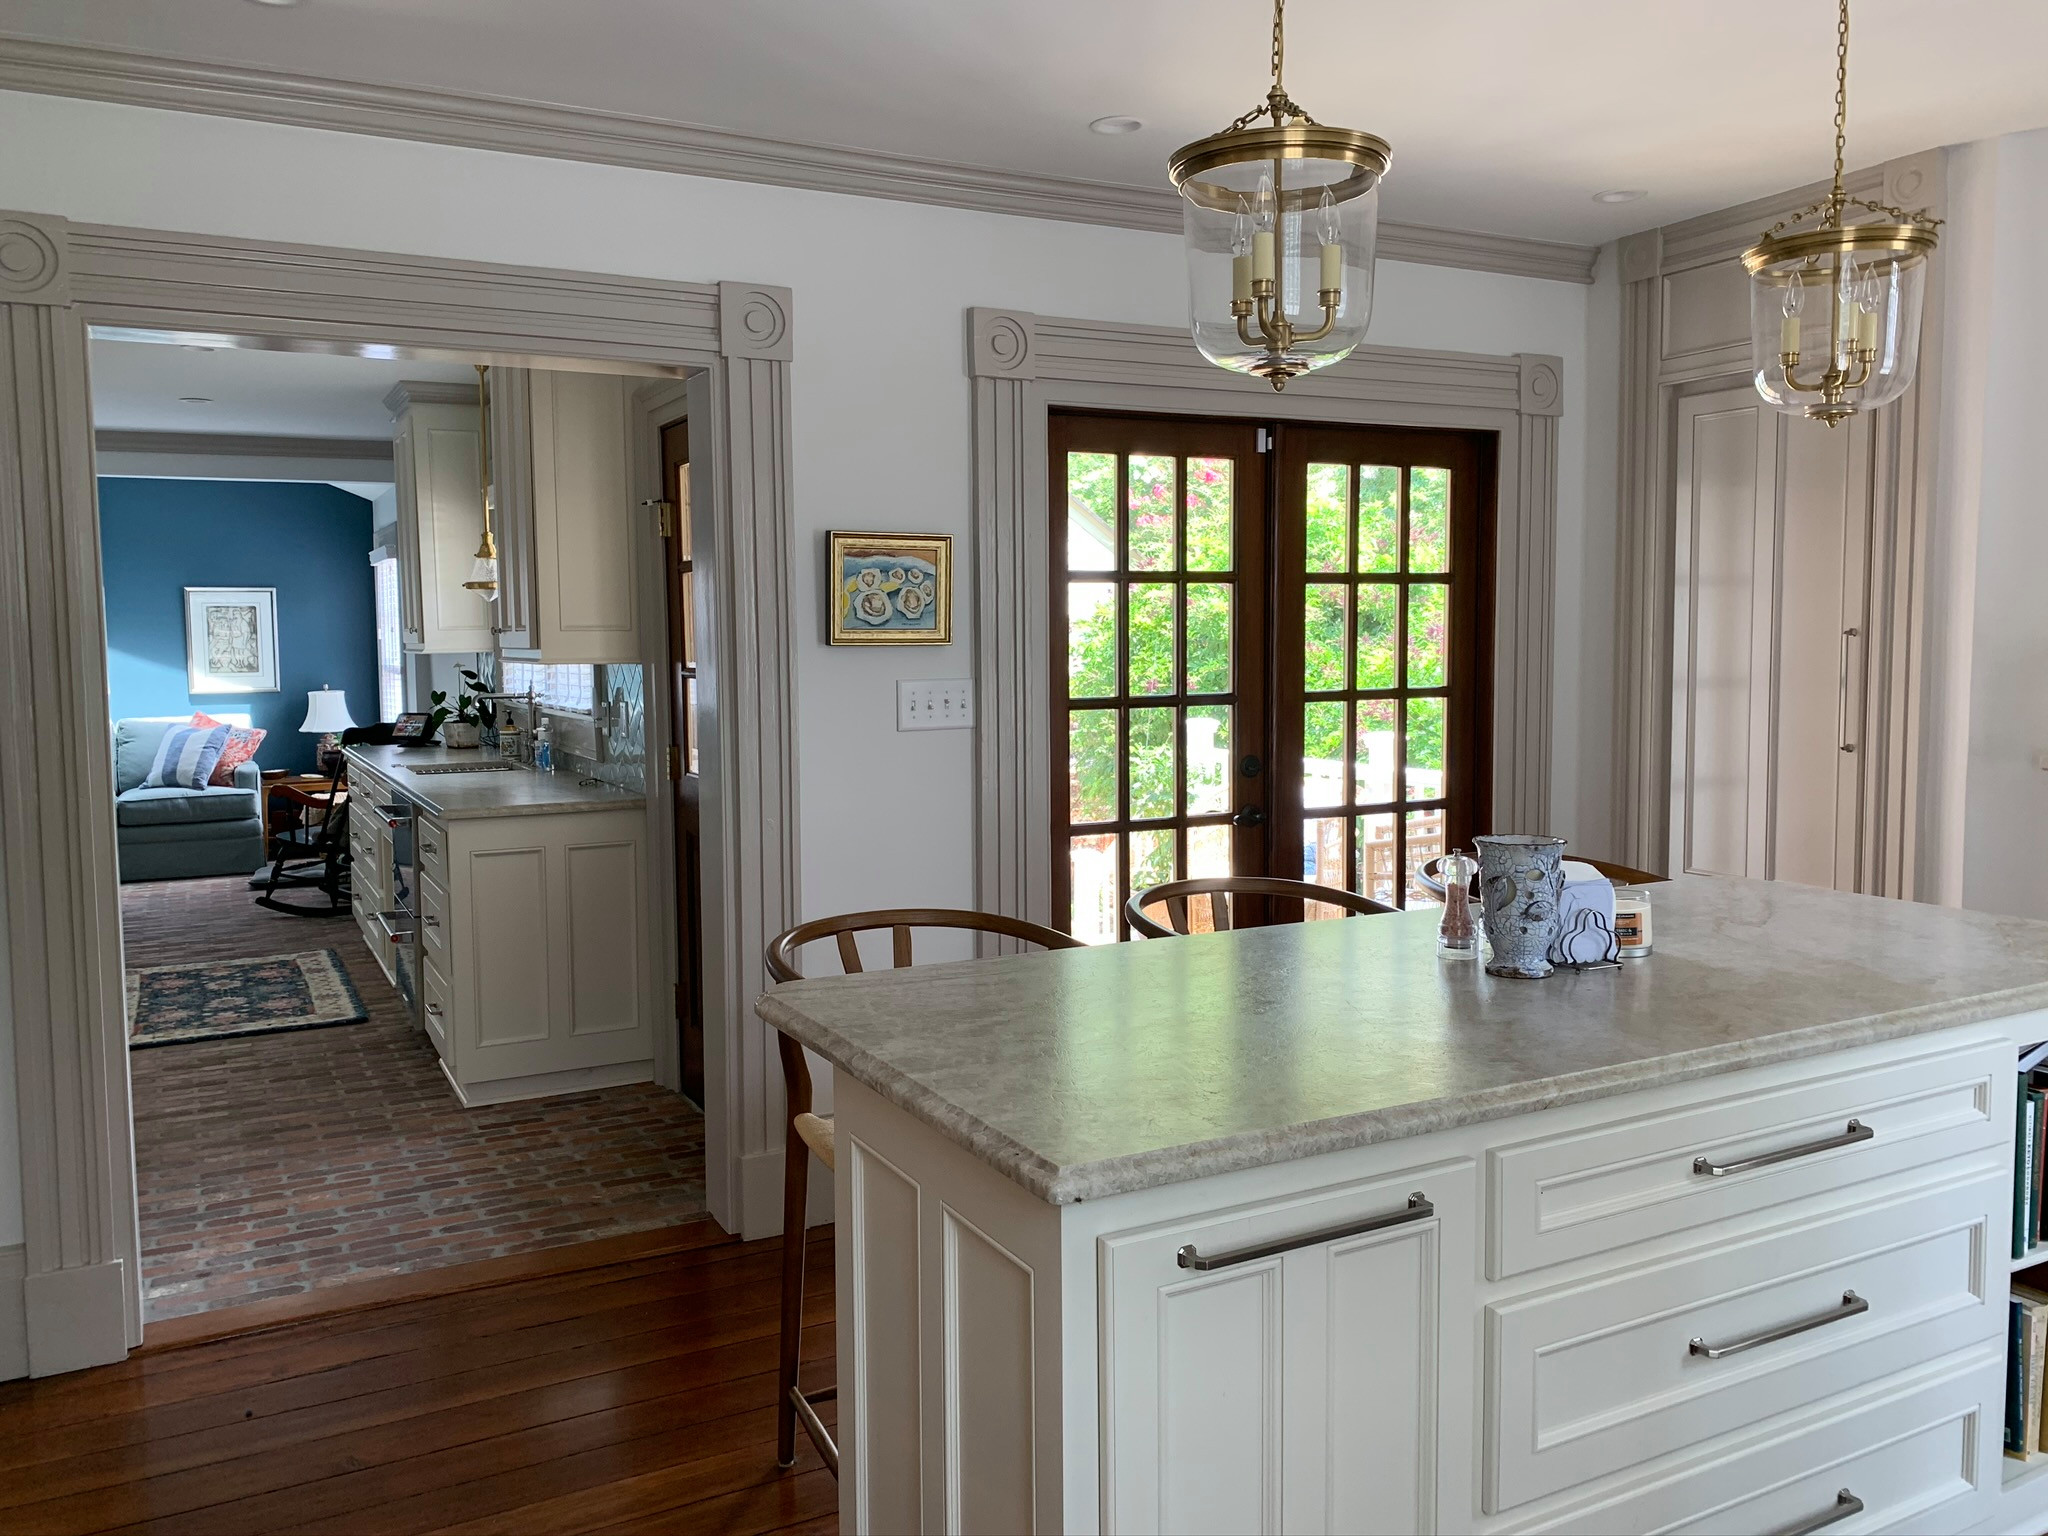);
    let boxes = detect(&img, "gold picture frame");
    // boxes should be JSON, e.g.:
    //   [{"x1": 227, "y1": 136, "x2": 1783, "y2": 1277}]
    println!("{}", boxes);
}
[{"x1": 827, "y1": 531, "x2": 952, "y2": 645}]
